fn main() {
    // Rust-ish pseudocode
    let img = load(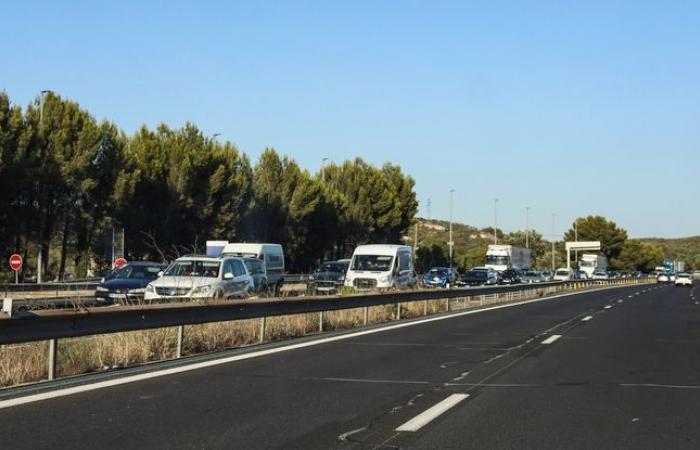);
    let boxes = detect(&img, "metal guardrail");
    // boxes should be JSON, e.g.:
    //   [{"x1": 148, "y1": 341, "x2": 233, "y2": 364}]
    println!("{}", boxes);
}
[
  {"x1": 0, "y1": 278, "x2": 648, "y2": 346},
  {"x1": 0, "y1": 282, "x2": 99, "y2": 293}
]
